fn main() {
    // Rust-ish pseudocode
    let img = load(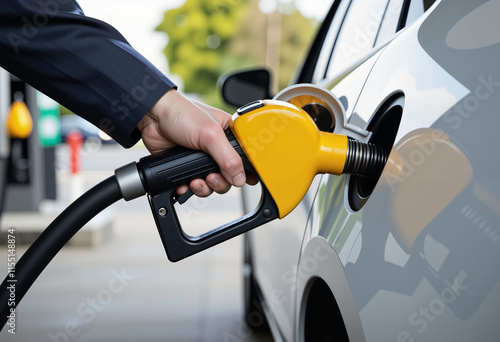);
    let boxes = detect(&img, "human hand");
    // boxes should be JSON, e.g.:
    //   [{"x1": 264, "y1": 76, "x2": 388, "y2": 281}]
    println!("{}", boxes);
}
[{"x1": 137, "y1": 89, "x2": 247, "y2": 197}]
